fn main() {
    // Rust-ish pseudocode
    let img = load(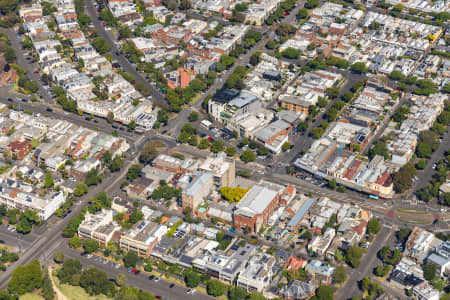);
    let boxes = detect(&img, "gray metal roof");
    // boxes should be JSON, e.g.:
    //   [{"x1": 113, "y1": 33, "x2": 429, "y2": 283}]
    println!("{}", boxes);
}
[
  {"x1": 255, "y1": 120, "x2": 291, "y2": 142},
  {"x1": 287, "y1": 198, "x2": 316, "y2": 228},
  {"x1": 184, "y1": 172, "x2": 213, "y2": 197}
]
